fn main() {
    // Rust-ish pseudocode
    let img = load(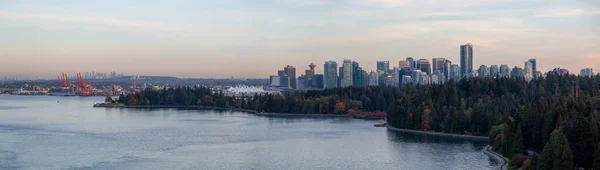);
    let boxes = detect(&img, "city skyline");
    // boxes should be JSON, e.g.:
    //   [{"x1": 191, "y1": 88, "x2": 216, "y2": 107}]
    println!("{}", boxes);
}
[{"x1": 0, "y1": 0, "x2": 599, "y2": 78}]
